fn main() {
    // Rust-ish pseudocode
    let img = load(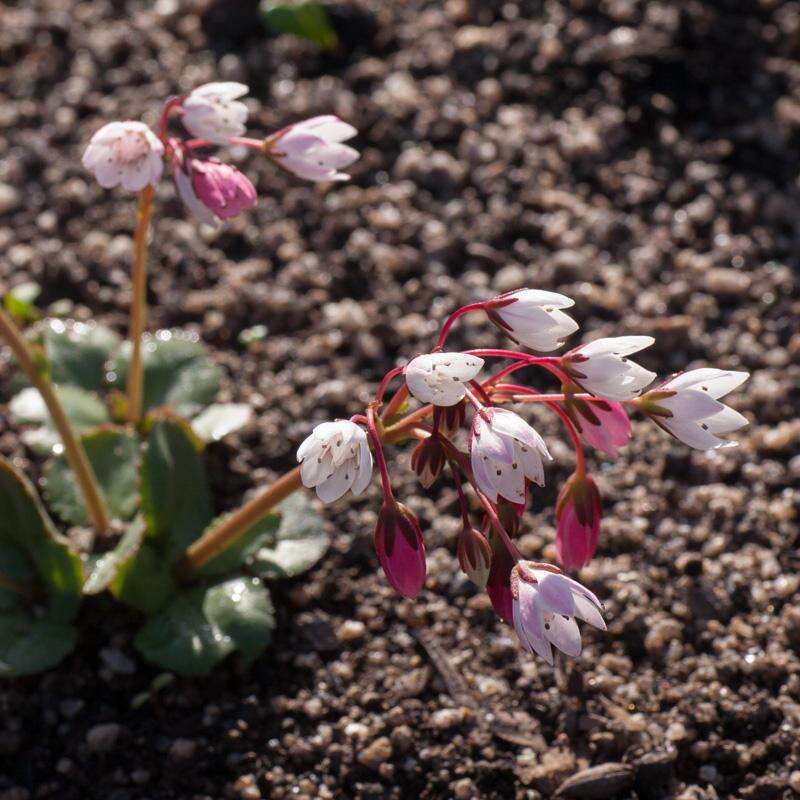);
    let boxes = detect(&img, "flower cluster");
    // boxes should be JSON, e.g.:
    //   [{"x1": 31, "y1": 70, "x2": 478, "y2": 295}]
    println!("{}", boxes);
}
[
  {"x1": 297, "y1": 288, "x2": 750, "y2": 661},
  {"x1": 82, "y1": 82, "x2": 359, "y2": 224}
]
